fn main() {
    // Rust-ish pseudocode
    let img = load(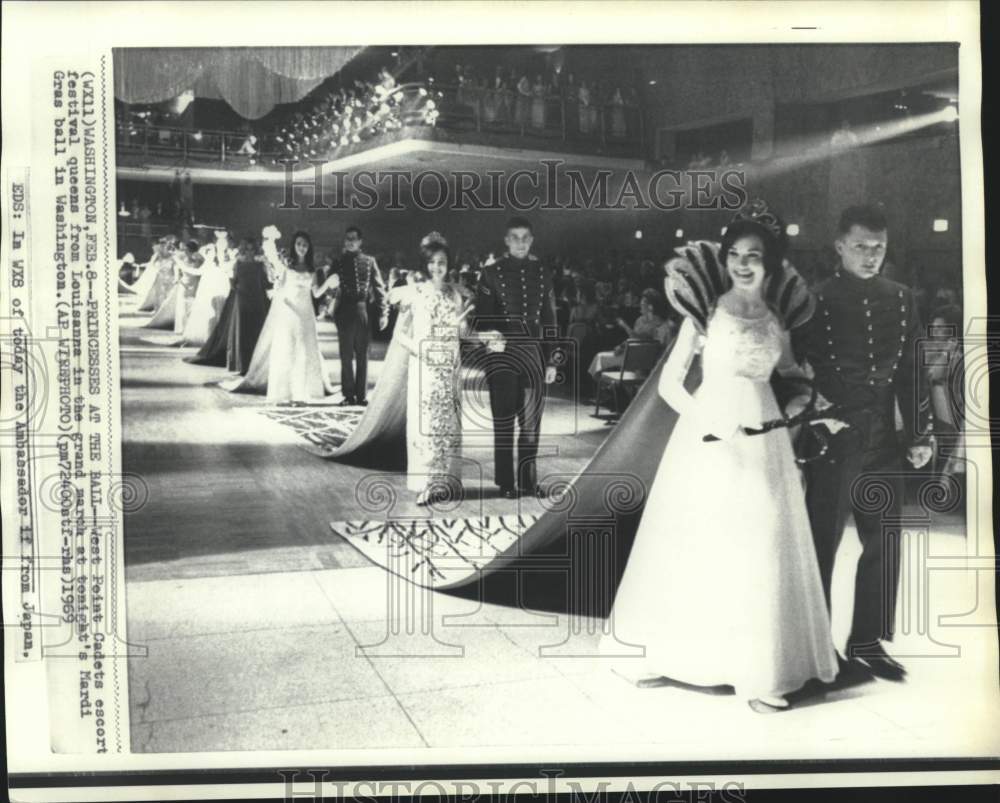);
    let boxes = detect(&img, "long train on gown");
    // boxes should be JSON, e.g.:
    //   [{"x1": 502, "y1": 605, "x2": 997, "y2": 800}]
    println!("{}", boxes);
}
[
  {"x1": 433, "y1": 242, "x2": 819, "y2": 617},
  {"x1": 185, "y1": 289, "x2": 235, "y2": 366},
  {"x1": 185, "y1": 261, "x2": 271, "y2": 369},
  {"x1": 320, "y1": 284, "x2": 466, "y2": 488}
]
